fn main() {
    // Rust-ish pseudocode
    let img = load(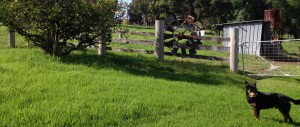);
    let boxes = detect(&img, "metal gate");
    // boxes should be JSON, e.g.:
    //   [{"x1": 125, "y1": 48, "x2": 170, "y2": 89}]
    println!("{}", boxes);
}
[{"x1": 241, "y1": 39, "x2": 300, "y2": 77}]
